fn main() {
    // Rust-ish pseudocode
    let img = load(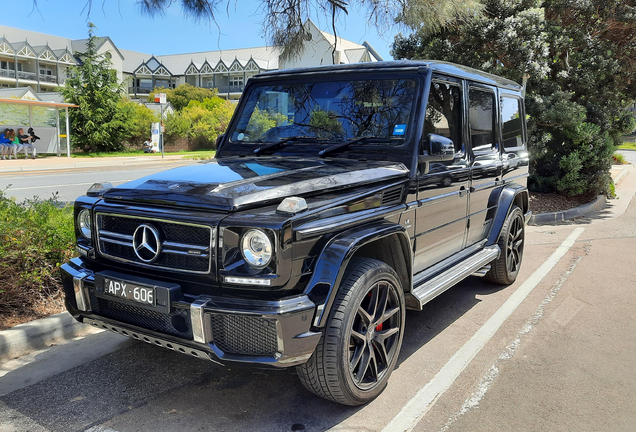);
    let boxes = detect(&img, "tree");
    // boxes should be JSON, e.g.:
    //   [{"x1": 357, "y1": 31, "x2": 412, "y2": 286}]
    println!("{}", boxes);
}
[
  {"x1": 393, "y1": 0, "x2": 636, "y2": 197},
  {"x1": 148, "y1": 84, "x2": 218, "y2": 111},
  {"x1": 118, "y1": 100, "x2": 159, "y2": 146},
  {"x1": 60, "y1": 23, "x2": 128, "y2": 152},
  {"x1": 165, "y1": 96, "x2": 236, "y2": 147}
]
